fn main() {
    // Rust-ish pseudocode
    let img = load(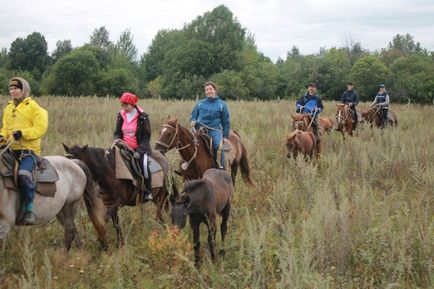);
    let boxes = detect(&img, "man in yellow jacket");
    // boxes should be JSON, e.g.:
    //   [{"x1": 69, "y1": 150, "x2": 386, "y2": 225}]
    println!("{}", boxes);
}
[{"x1": 0, "y1": 77, "x2": 48, "y2": 225}]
